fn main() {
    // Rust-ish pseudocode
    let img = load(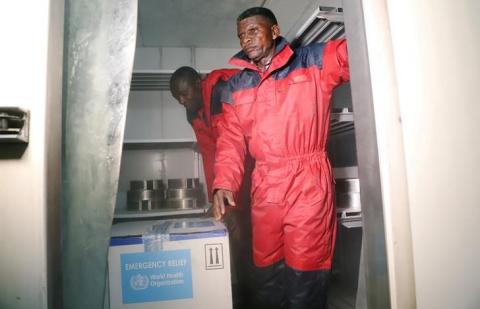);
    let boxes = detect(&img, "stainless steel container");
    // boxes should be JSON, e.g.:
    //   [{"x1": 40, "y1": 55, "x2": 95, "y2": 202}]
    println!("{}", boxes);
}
[
  {"x1": 127, "y1": 189, "x2": 164, "y2": 201},
  {"x1": 335, "y1": 178, "x2": 360, "y2": 194},
  {"x1": 164, "y1": 178, "x2": 205, "y2": 209},
  {"x1": 165, "y1": 198, "x2": 197, "y2": 209},
  {"x1": 127, "y1": 179, "x2": 165, "y2": 211},
  {"x1": 166, "y1": 188, "x2": 202, "y2": 199},
  {"x1": 167, "y1": 178, "x2": 200, "y2": 189},
  {"x1": 130, "y1": 179, "x2": 164, "y2": 190},
  {"x1": 335, "y1": 178, "x2": 361, "y2": 210}
]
